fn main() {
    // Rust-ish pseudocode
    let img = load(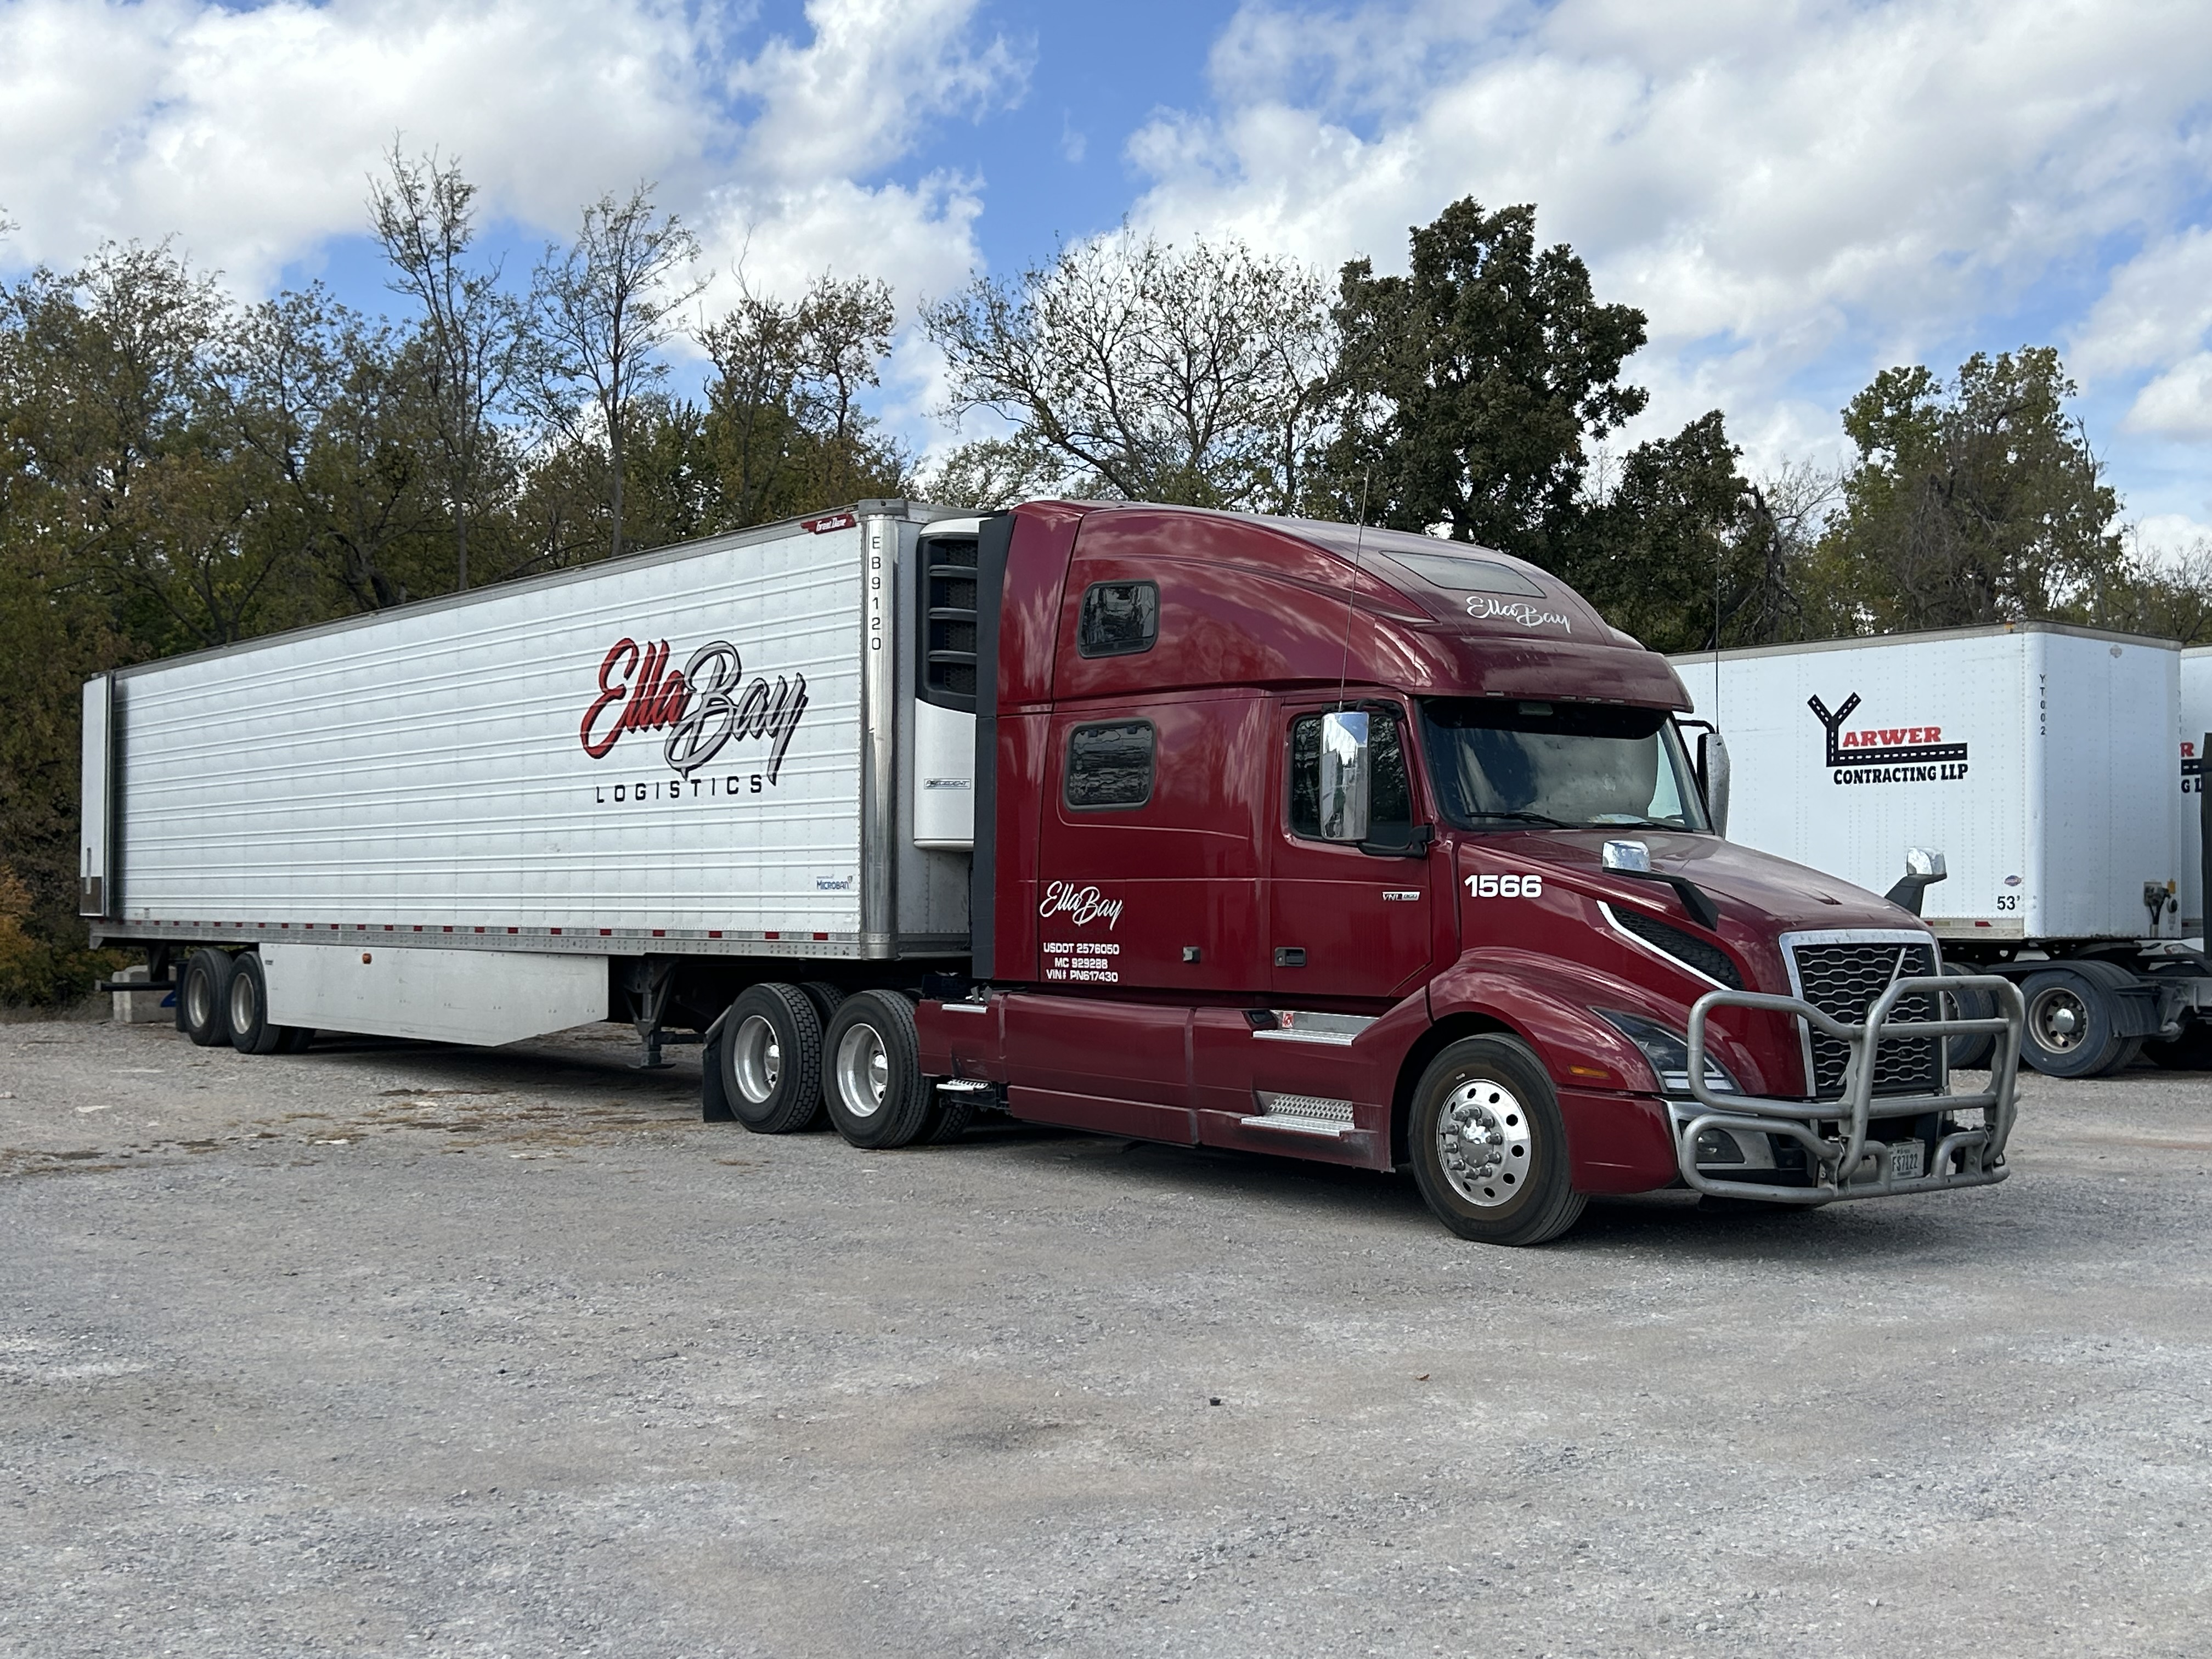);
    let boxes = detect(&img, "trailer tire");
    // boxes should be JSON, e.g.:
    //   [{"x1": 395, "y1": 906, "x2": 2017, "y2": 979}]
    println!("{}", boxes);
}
[
  {"x1": 822, "y1": 991, "x2": 931, "y2": 1149},
  {"x1": 2019, "y1": 967, "x2": 2140, "y2": 1079},
  {"x1": 2144, "y1": 1020, "x2": 2212, "y2": 1070},
  {"x1": 223, "y1": 952, "x2": 300, "y2": 1056},
  {"x1": 1939, "y1": 963, "x2": 1997, "y2": 1070},
  {"x1": 180, "y1": 950, "x2": 234, "y2": 1048},
  {"x1": 718, "y1": 984, "x2": 823, "y2": 1135},
  {"x1": 1407, "y1": 1035, "x2": 1585, "y2": 1246},
  {"x1": 793, "y1": 984, "x2": 848, "y2": 1130}
]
